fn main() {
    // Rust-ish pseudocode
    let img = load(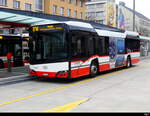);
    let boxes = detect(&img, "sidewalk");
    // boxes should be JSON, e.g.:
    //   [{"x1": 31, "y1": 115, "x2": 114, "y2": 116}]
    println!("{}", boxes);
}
[
  {"x1": 0, "y1": 66, "x2": 29, "y2": 80},
  {"x1": 140, "y1": 55, "x2": 150, "y2": 60}
]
